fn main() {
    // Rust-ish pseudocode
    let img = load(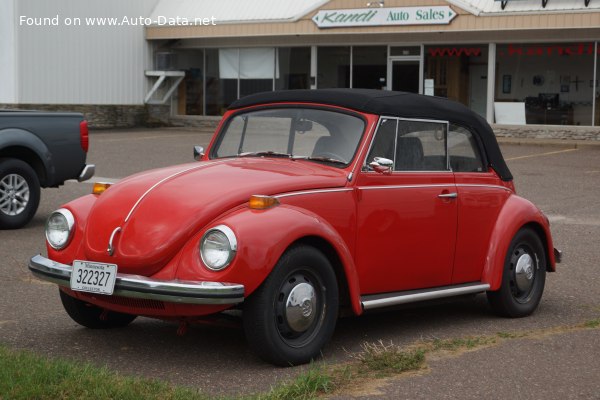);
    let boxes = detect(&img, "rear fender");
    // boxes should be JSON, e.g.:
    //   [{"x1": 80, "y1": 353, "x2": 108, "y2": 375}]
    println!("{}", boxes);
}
[
  {"x1": 0, "y1": 128, "x2": 53, "y2": 185},
  {"x1": 176, "y1": 204, "x2": 363, "y2": 315},
  {"x1": 481, "y1": 195, "x2": 556, "y2": 291}
]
